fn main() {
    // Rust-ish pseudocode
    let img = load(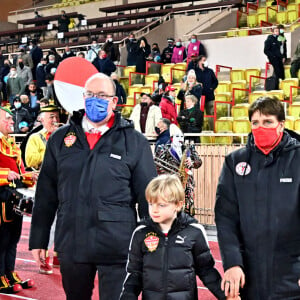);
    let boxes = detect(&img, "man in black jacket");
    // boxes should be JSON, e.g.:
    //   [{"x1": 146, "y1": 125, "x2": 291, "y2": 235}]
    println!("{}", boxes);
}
[
  {"x1": 92, "y1": 49, "x2": 116, "y2": 76},
  {"x1": 215, "y1": 97, "x2": 300, "y2": 299},
  {"x1": 29, "y1": 73, "x2": 157, "y2": 300},
  {"x1": 264, "y1": 26, "x2": 285, "y2": 89}
]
